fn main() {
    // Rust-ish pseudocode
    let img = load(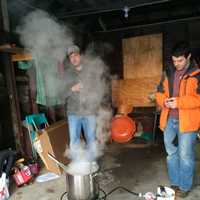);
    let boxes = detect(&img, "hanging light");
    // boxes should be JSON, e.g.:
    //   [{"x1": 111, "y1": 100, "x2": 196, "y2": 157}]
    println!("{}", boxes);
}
[{"x1": 123, "y1": 6, "x2": 130, "y2": 18}]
